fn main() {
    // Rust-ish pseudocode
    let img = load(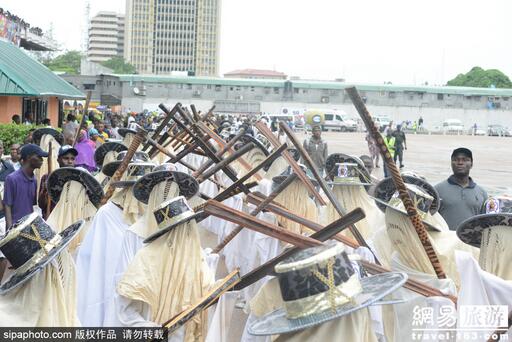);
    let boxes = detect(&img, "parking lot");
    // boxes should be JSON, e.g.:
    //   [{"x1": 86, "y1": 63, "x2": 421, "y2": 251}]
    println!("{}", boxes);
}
[{"x1": 297, "y1": 131, "x2": 511, "y2": 195}]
